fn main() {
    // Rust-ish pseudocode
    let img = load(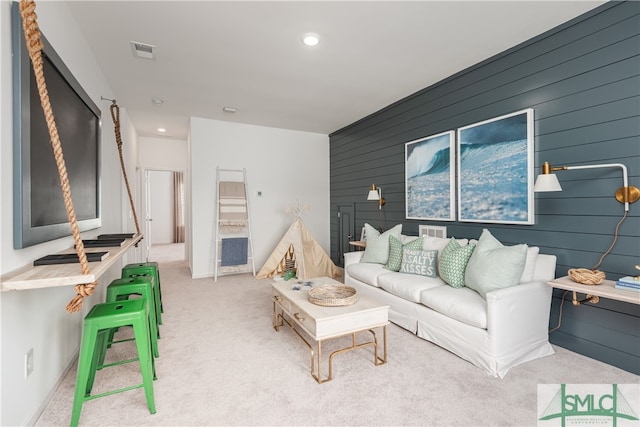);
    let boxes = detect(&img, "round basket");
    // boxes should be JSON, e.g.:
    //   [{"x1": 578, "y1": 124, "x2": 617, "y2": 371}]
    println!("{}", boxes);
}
[
  {"x1": 568, "y1": 268, "x2": 606, "y2": 285},
  {"x1": 308, "y1": 284, "x2": 358, "y2": 307}
]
